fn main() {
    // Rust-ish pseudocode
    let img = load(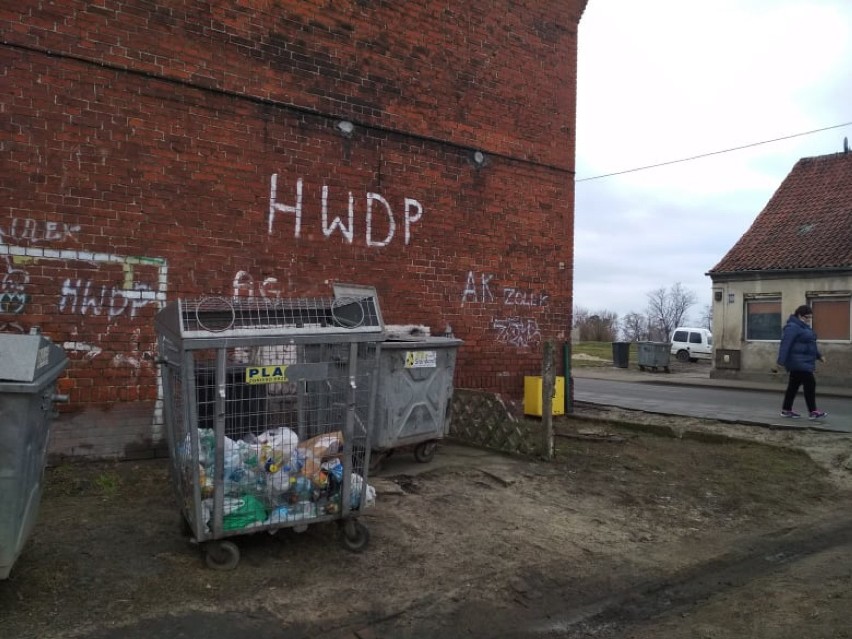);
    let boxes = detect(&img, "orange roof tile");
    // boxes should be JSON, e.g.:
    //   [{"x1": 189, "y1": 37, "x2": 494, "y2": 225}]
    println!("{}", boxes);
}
[{"x1": 708, "y1": 151, "x2": 852, "y2": 275}]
